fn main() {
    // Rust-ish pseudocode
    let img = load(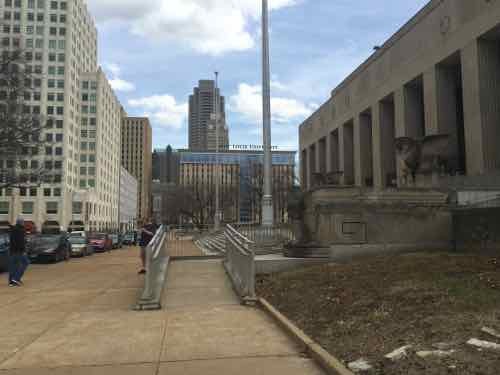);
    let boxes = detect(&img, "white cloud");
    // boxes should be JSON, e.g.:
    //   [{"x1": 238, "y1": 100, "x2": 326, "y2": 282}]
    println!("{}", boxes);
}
[
  {"x1": 88, "y1": 0, "x2": 299, "y2": 55},
  {"x1": 103, "y1": 63, "x2": 136, "y2": 92},
  {"x1": 230, "y1": 83, "x2": 315, "y2": 125},
  {"x1": 128, "y1": 94, "x2": 188, "y2": 129}
]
